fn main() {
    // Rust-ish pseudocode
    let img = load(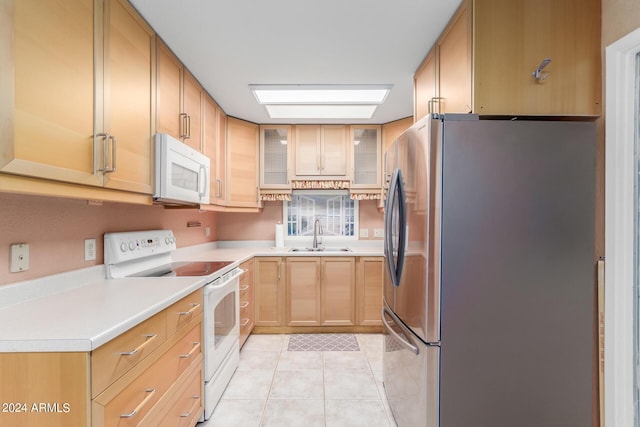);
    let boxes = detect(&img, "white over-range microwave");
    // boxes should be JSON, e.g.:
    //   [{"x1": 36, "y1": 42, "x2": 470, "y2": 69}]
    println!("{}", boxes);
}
[{"x1": 154, "y1": 133, "x2": 211, "y2": 205}]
